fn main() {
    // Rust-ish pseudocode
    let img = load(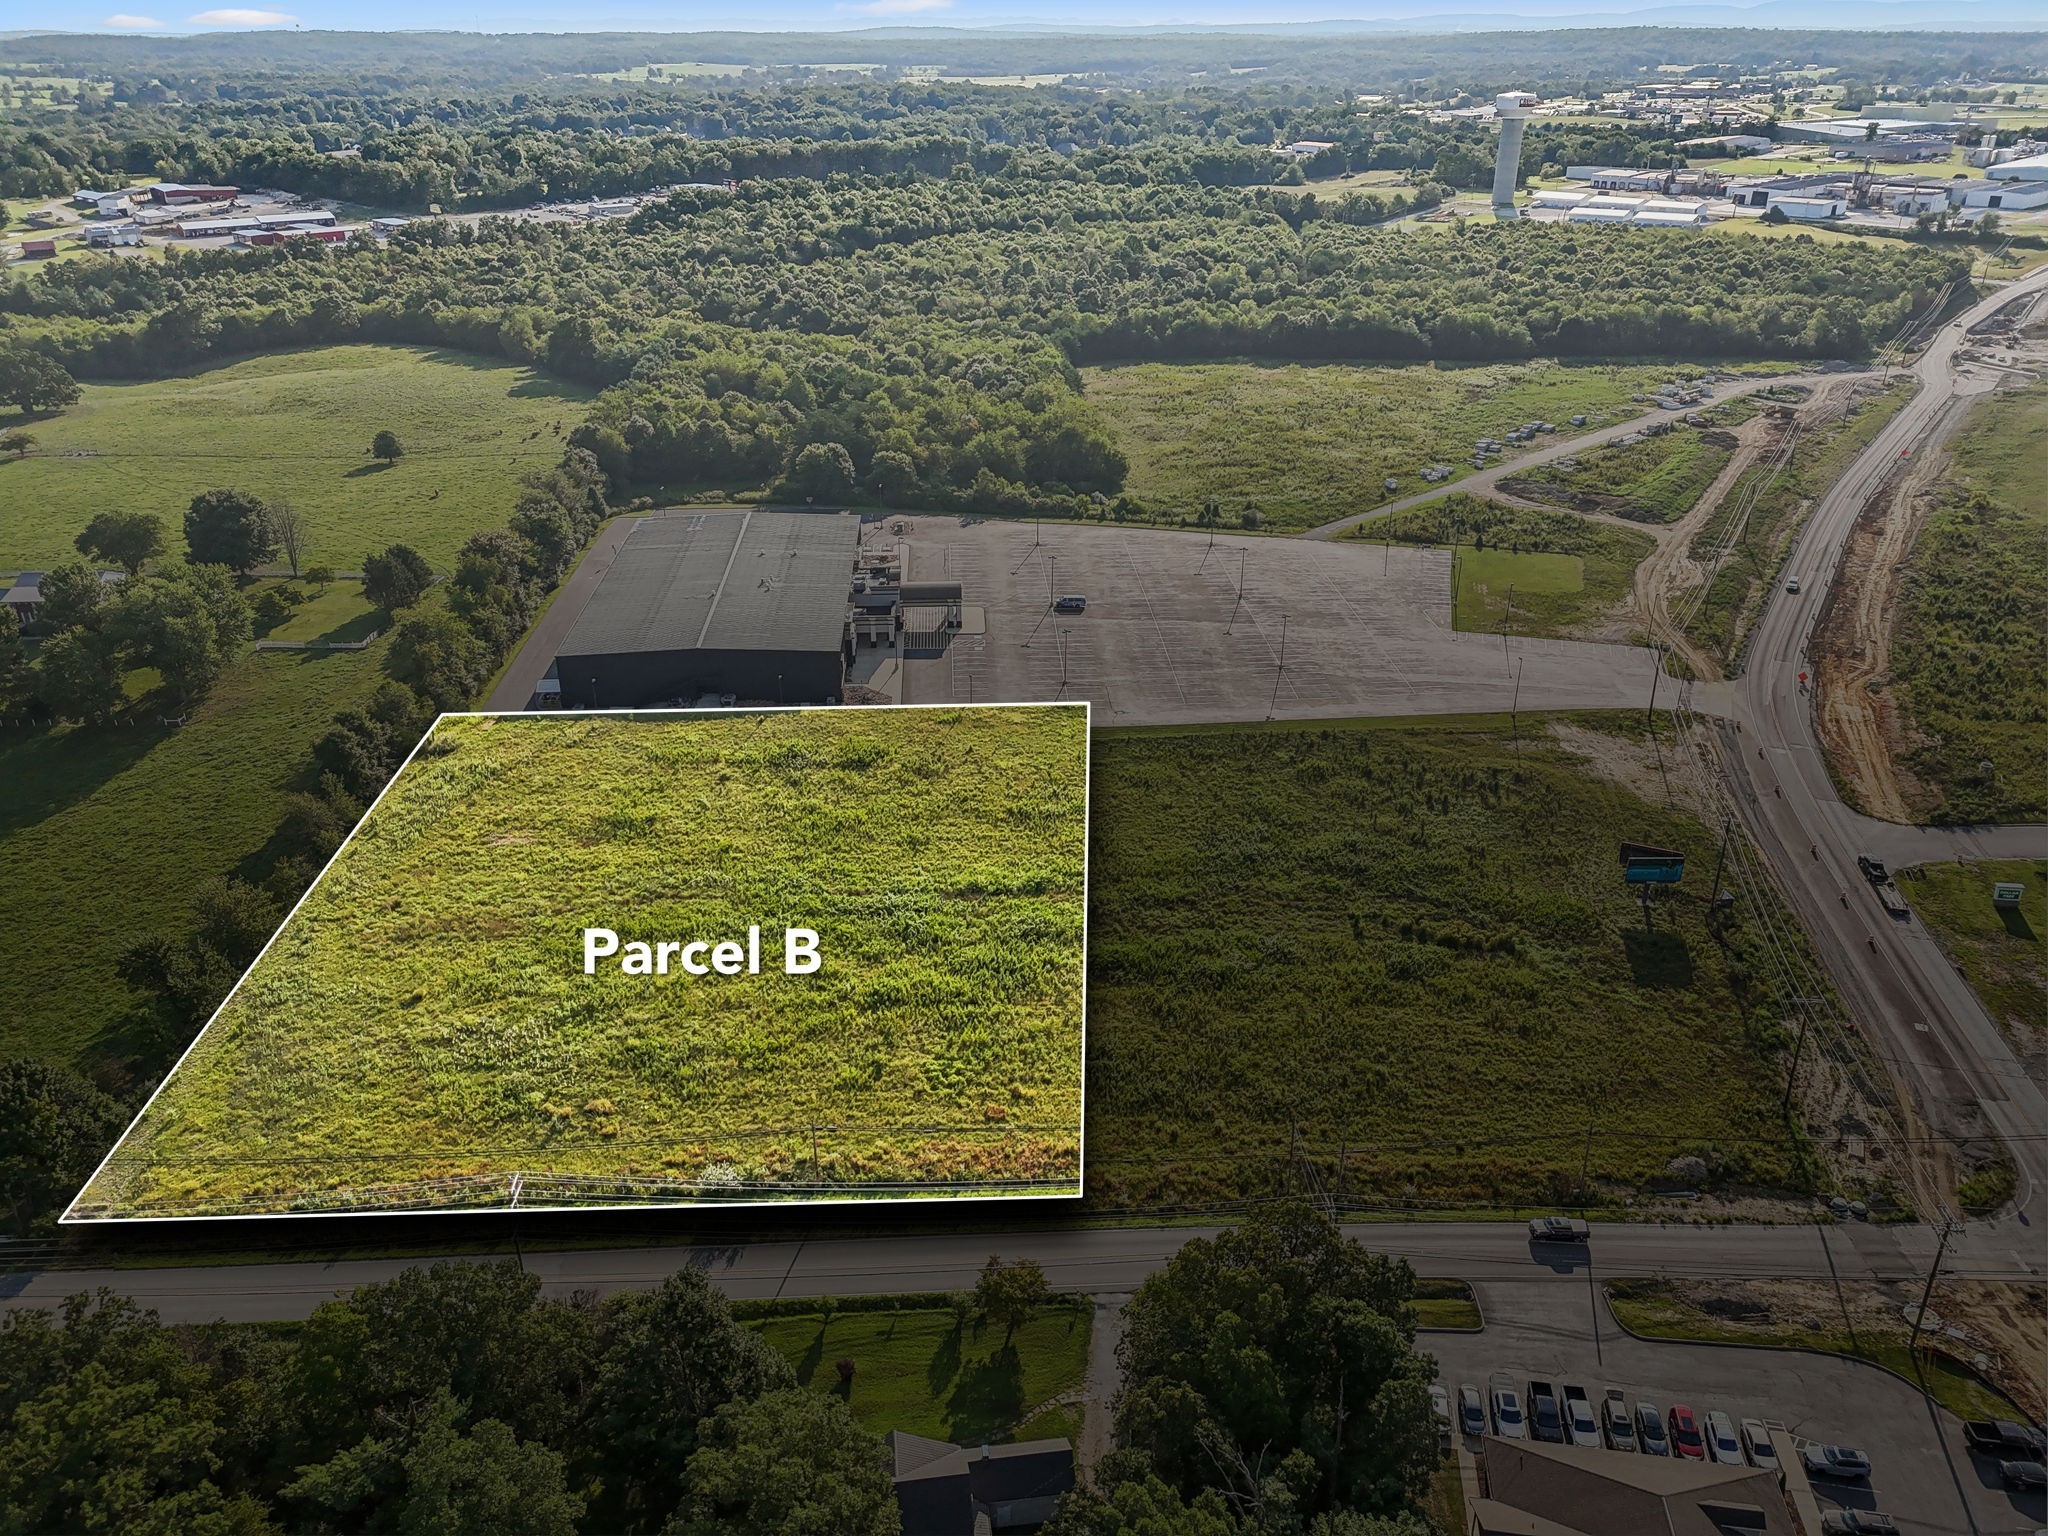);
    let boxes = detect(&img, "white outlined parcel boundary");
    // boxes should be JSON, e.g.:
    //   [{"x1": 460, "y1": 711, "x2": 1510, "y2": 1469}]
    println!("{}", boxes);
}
[{"x1": 67, "y1": 702, "x2": 1090, "y2": 1223}]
